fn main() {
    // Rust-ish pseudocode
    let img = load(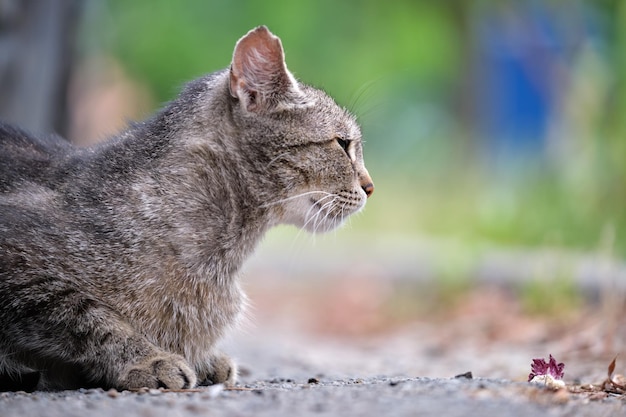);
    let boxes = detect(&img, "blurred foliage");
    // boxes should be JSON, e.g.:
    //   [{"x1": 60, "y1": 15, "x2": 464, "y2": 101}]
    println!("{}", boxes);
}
[
  {"x1": 520, "y1": 276, "x2": 583, "y2": 316},
  {"x1": 85, "y1": 0, "x2": 626, "y2": 256},
  {"x1": 93, "y1": 0, "x2": 460, "y2": 105}
]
